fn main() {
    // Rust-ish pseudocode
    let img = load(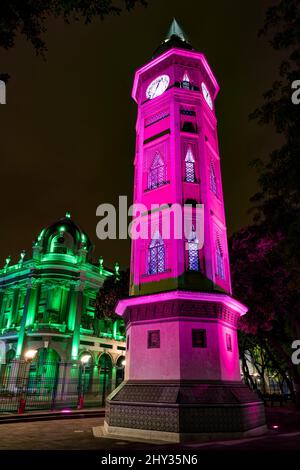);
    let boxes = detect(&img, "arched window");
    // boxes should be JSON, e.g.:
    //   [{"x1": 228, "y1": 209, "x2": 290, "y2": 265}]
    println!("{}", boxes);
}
[
  {"x1": 49, "y1": 231, "x2": 74, "y2": 254},
  {"x1": 185, "y1": 146, "x2": 196, "y2": 182},
  {"x1": 148, "y1": 152, "x2": 165, "y2": 190},
  {"x1": 210, "y1": 161, "x2": 218, "y2": 197},
  {"x1": 99, "y1": 353, "x2": 112, "y2": 406},
  {"x1": 148, "y1": 231, "x2": 165, "y2": 274},
  {"x1": 116, "y1": 356, "x2": 125, "y2": 387},
  {"x1": 187, "y1": 227, "x2": 199, "y2": 271},
  {"x1": 216, "y1": 237, "x2": 225, "y2": 279}
]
